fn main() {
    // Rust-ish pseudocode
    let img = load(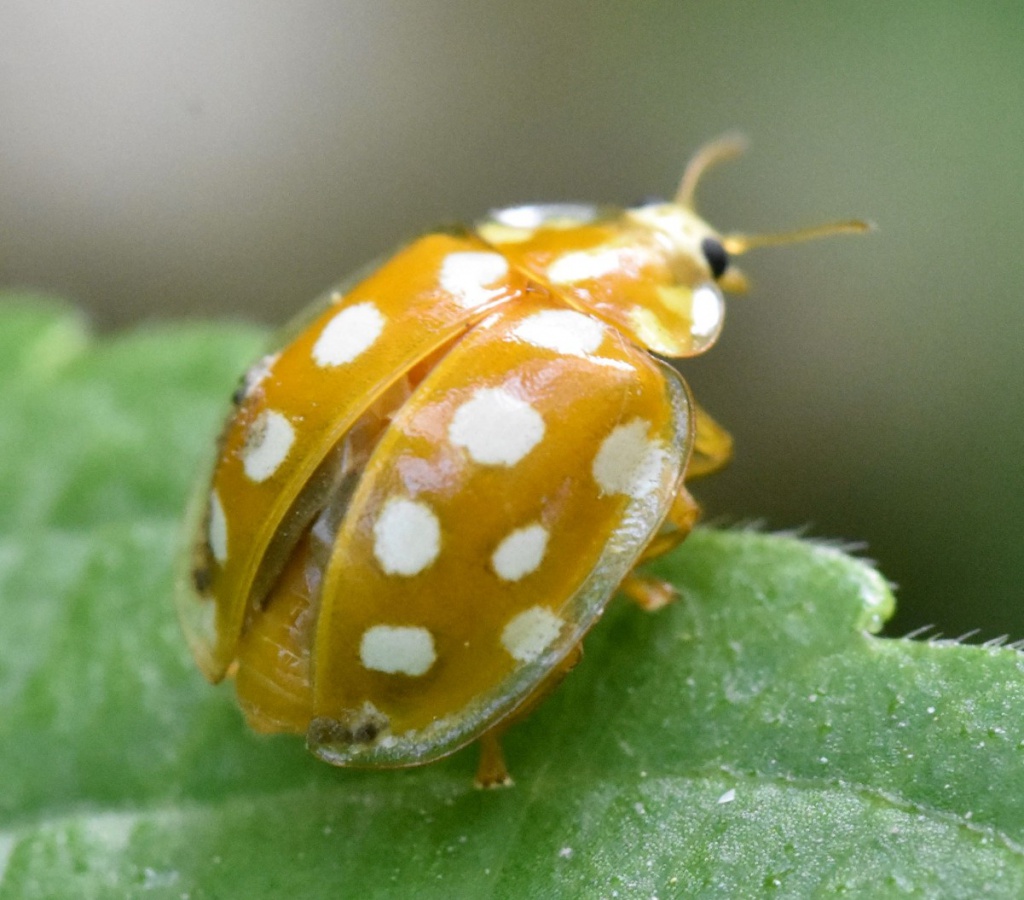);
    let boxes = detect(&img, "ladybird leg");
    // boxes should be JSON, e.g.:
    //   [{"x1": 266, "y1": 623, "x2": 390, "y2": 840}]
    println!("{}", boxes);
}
[
  {"x1": 631, "y1": 403, "x2": 726, "y2": 574},
  {"x1": 687, "y1": 404, "x2": 733, "y2": 480},
  {"x1": 619, "y1": 572, "x2": 677, "y2": 612},
  {"x1": 638, "y1": 483, "x2": 701, "y2": 563},
  {"x1": 475, "y1": 729, "x2": 513, "y2": 789},
  {"x1": 473, "y1": 643, "x2": 584, "y2": 789},
  {"x1": 624, "y1": 485, "x2": 702, "y2": 611},
  {"x1": 623, "y1": 405, "x2": 731, "y2": 612}
]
